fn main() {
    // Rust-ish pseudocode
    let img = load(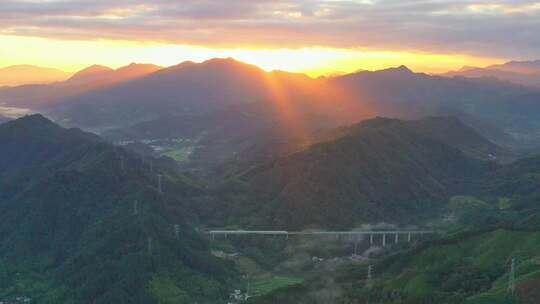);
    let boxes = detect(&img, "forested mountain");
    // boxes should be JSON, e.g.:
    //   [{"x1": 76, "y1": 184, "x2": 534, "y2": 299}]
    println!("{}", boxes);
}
[
  {"x1": 242, "y1": 117, "x2": 496, "y2": 229},
  {"x1": 331, "y1": 66, "x2": 540, "y2": 147},
  {"x1": 1, "y1": 113, "x2": 539, "y2": 303},
  {"x1": 333, "y1": 228, "x2": 540, "y2": 304},
  {"x1": 330, "y1": 155, "x2": 540, "y2": 304},
  {"x1": 479, "y1": 155, "x2": 540, "y2": 226},
  {"x1": 0, "y1": 115, "x2": 235, "y2": 304},
  {"x1": 241, "y1": 119, "x2": 540, "y2": 304}
]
